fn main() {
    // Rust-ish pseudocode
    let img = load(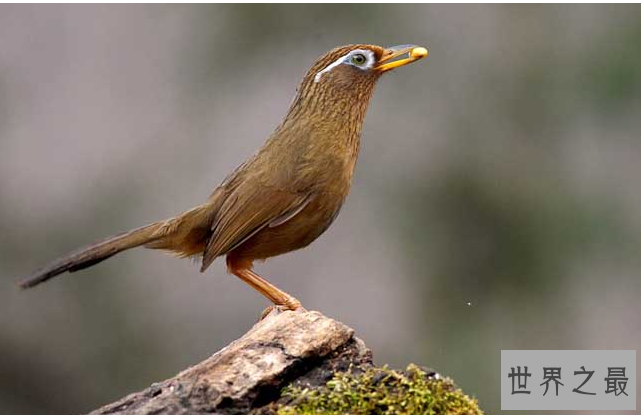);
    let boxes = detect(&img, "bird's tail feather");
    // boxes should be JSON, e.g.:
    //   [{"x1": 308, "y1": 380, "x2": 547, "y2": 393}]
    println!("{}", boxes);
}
[{"x1": 18, "y1": 221, "x2": 164, "y2": 289}]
